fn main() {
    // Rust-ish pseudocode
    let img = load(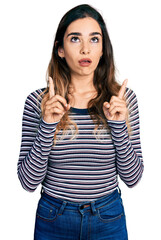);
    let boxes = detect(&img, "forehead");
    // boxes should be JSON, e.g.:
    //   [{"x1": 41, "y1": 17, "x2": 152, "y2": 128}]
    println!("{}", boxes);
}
[{"x1": 65, "y1": 17, "x2": 102, "y2": 36}]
